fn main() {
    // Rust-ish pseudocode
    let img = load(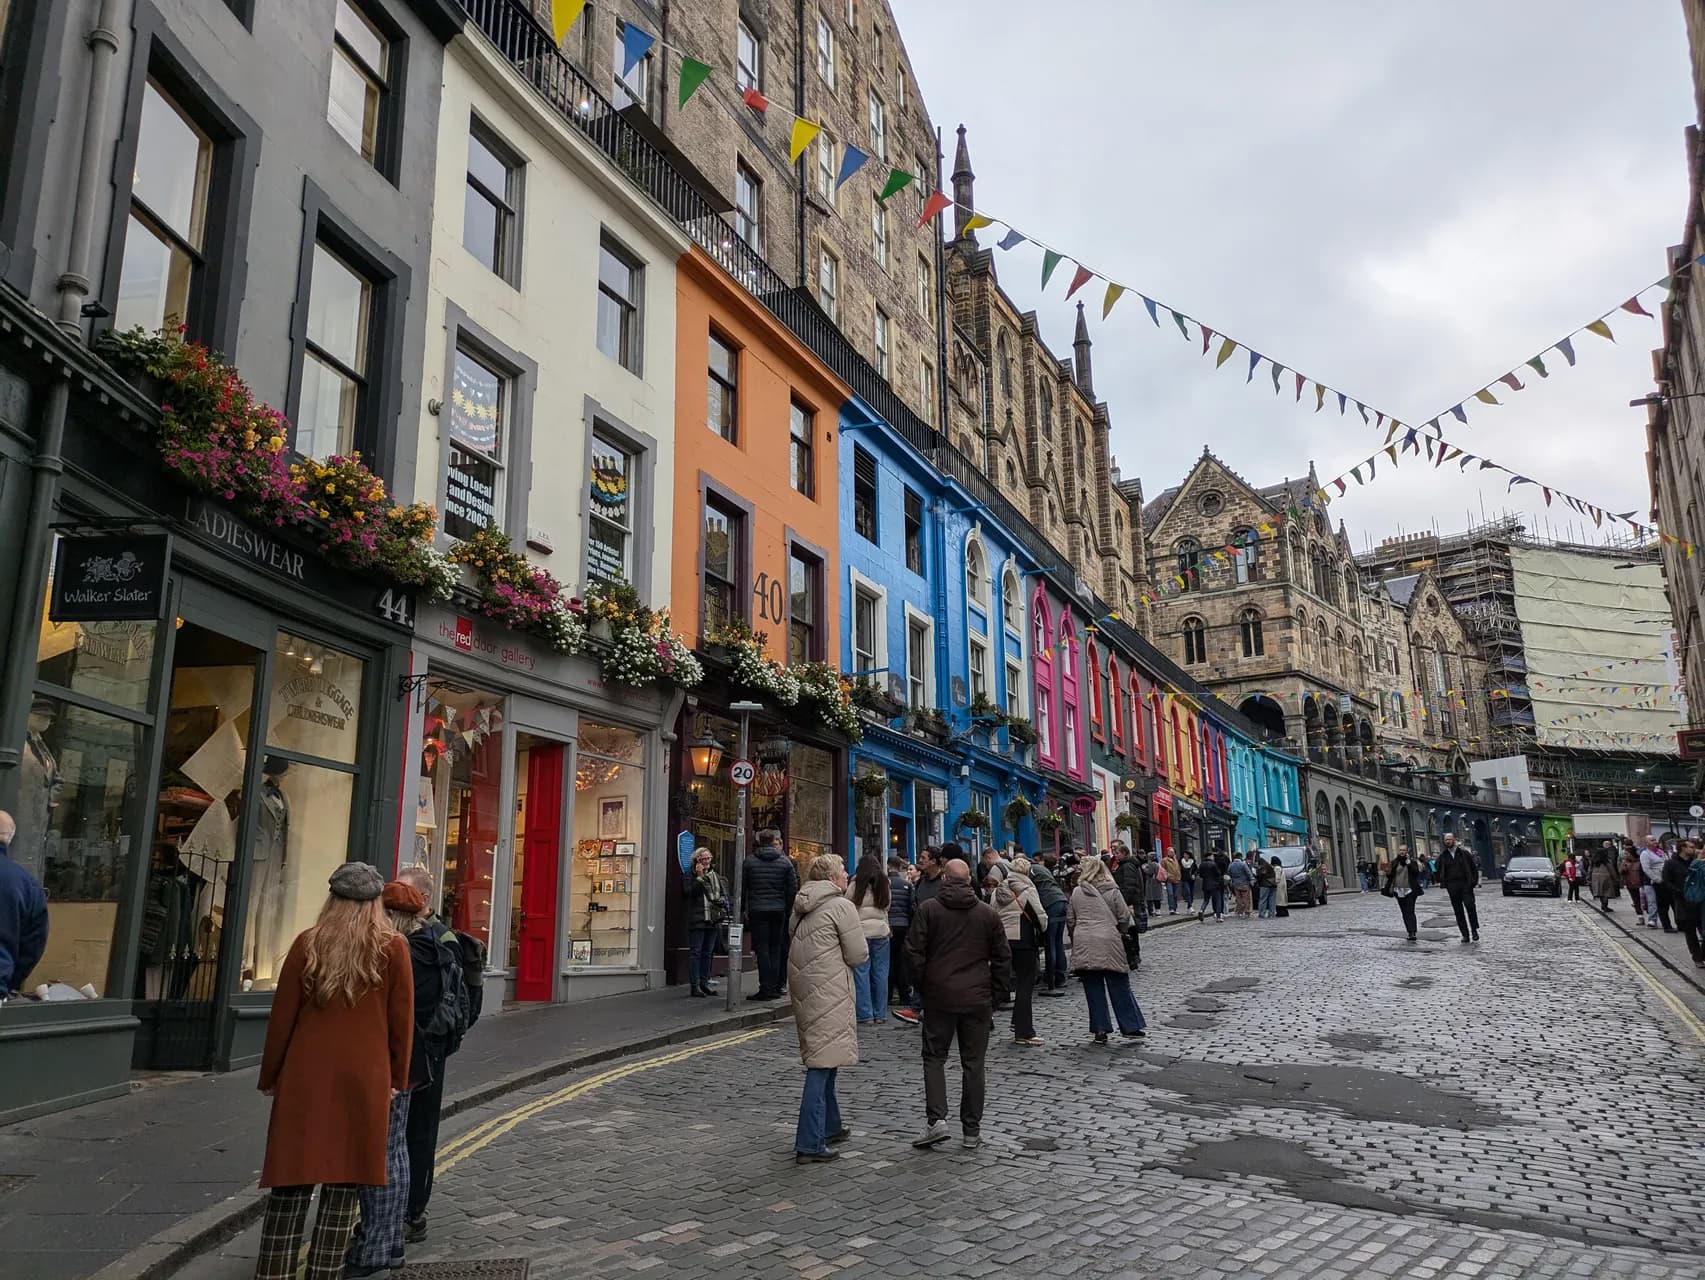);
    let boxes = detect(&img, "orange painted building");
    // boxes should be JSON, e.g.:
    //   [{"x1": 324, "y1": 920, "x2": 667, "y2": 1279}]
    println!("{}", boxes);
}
[
  {"x1": 663, "y1": 246, "x2": 852, "y2": 986},
  {"x1": 670, "y1": 246, "x2": 846, "y2": 660}
]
